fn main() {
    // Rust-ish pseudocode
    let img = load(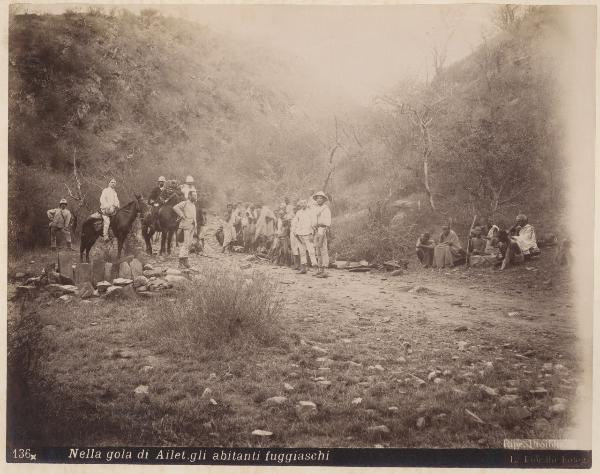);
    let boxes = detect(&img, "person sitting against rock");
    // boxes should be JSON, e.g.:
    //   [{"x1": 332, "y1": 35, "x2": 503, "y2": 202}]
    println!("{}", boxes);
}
[
  {"x1": 496, "y1": 229, "x2": 524, "y2": 270},
  {"x1": 469, "y1": 226, "x2": 487, "y2": 255},
  {"x1": 433, "y1": 224, "x2": 466, "y2": 268},
  {"x1": 415, "y1": 232, "x2": 435, "y2": 268}
]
